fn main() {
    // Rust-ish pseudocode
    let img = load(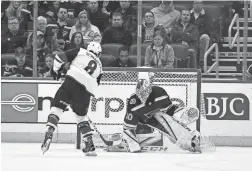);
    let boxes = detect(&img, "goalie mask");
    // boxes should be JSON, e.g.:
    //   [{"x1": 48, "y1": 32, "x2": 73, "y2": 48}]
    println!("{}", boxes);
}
[{"x1": 136, "y1": 72, "x2": 153, "y2": 103}]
